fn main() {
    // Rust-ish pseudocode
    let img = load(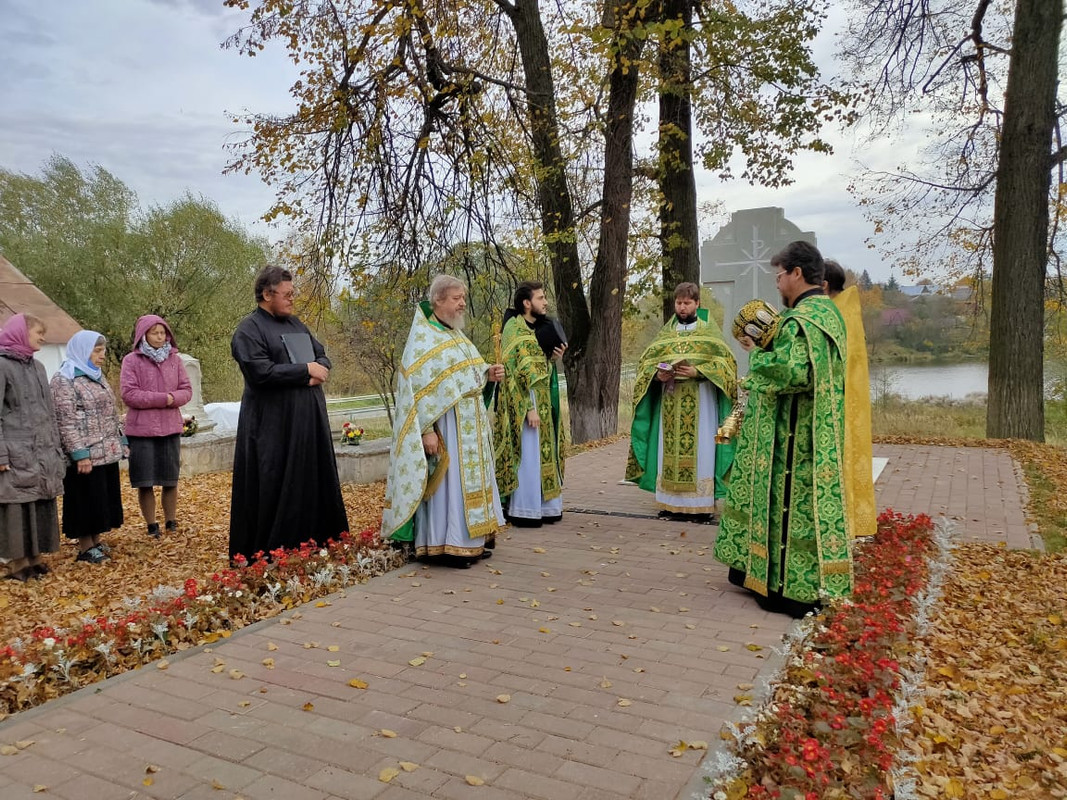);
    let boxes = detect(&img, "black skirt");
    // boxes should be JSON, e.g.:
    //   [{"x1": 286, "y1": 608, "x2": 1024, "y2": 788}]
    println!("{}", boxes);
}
[
  {"x1": 0, "y1": 499, "x2": 60, "y2": 560},
  {"x1": 127, "y1": 434, "x2": 181, "y2": 488},
  {"x1": 62, "y1": 461, "x2": 124, "y2": 539}
]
